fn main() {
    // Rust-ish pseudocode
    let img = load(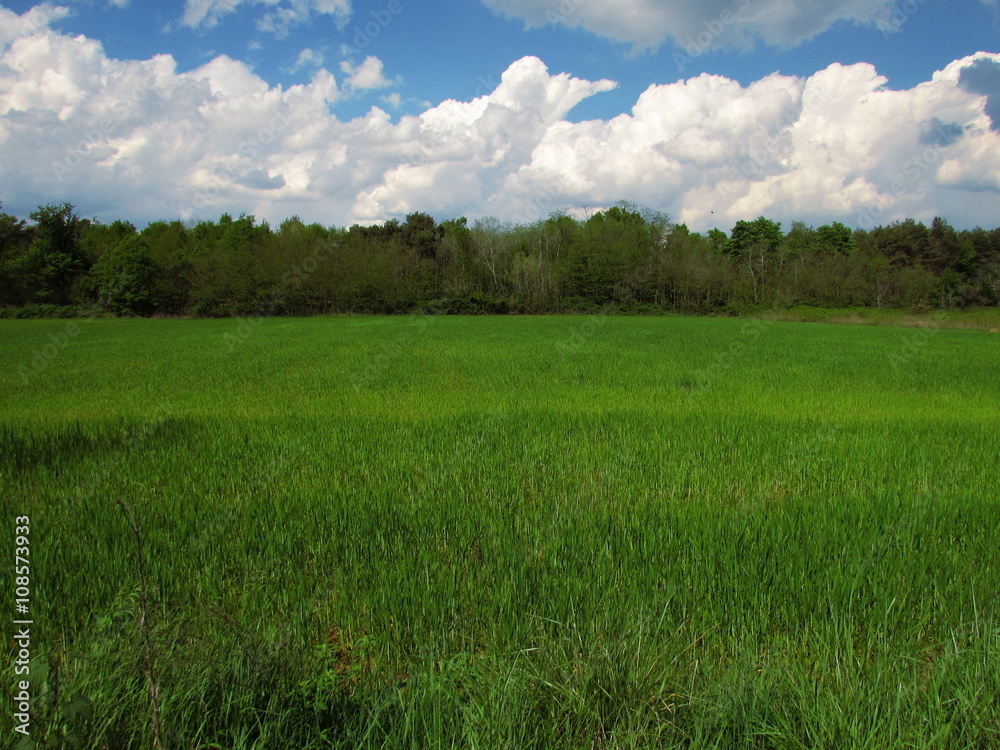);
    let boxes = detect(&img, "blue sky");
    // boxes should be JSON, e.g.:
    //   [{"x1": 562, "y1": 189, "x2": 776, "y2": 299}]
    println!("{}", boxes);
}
[
  {"x1": 7, "y1": 0, "x2": 998, "y2": 120},
  {"x1": 1, "y1": 0, "x2": 999, "y2": 230}
]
